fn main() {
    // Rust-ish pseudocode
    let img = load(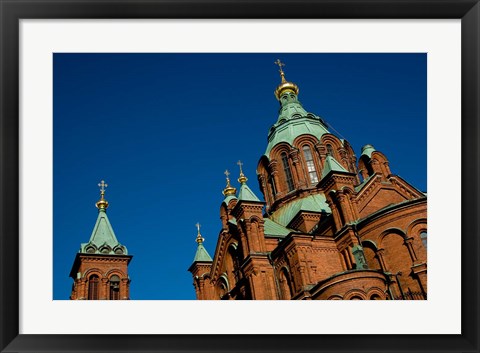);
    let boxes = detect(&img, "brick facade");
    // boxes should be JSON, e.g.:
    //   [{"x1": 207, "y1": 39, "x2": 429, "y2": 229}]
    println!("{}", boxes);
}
[{"x1": 189, "y1": 67, "x2": 427, "y2": 300}]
